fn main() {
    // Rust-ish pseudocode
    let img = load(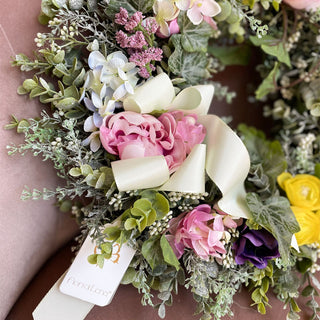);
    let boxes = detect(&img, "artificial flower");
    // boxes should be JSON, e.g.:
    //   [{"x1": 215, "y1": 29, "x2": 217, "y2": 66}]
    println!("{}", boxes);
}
[
  {"x1": 86, "y1": 50, "x2": 138, "y2": 102},
  {"x1": 290, "y1": 207, "x2": 320, "y2": 246},
  {"x1": 174, "y1": 0, "x2": 191, "y2": 10},
  {"x1": 283, "y1": 0, "x2": 320, "y2": 10},
  {"x1": 99, "y1": 111, "x2": 205, "y2": 173},
  {"x1": 153, "y1": 0, "x2": 180, "y2": 37},
  {"x1": 277, "y1": 172, "x2": 320, "y2": 211},
  {"x1": 187, "y1": 0, "x2": 221, "y2": 25},
  {"x1": 233, "y1": 224, "x2": 280, "y2": 269},
  {"x1": 167, "y1": 204, "x2": 235, "y2": 260}
]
